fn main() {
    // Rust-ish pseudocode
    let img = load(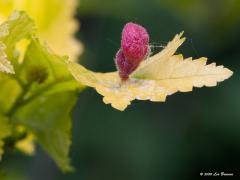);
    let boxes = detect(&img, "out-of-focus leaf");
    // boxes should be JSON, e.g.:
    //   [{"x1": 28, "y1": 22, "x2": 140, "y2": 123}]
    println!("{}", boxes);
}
[
  {"x1": 0, "y1": 15, "x2": 13, "y2": 74},
  {"x1": 0, "y1": 43, "x2": 14, "y2": 73},
  {"x1": 67, "y1": 32, "x2": 233, "y2": 111},
  {"x1": 0, "y1": 11, "x2": 35, "y2": 113},
  {"x1": 12, "y1": 91, "x2": 78, "y2": 172},
  {"x1": 0, "y1": 169, "x2": 7, "y2": 180},
  {"x1": 0, "y1": 116, "x2": 11, "y2": 160},
  {"x1": 18, "y1": 37, "x2": 82, "y2": 97},
  {"x1": 0, "y1": 0, "x2": 83, "y2": 62},
  {"x1": 0, "y1": 11, "x2": 36, "y2": 61},
  {"x1": 0, "y1": 11, "x2": 83, "y2": 171},
  {"x1": 10, "y1": 37, "x2": 82, "y2": 172},
  {"x1": 0, "y1": 11, "x2": 35, "y2": 73},
  {"x1": 0, "y1": 73, "x2": 22, "y2": 114}
]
